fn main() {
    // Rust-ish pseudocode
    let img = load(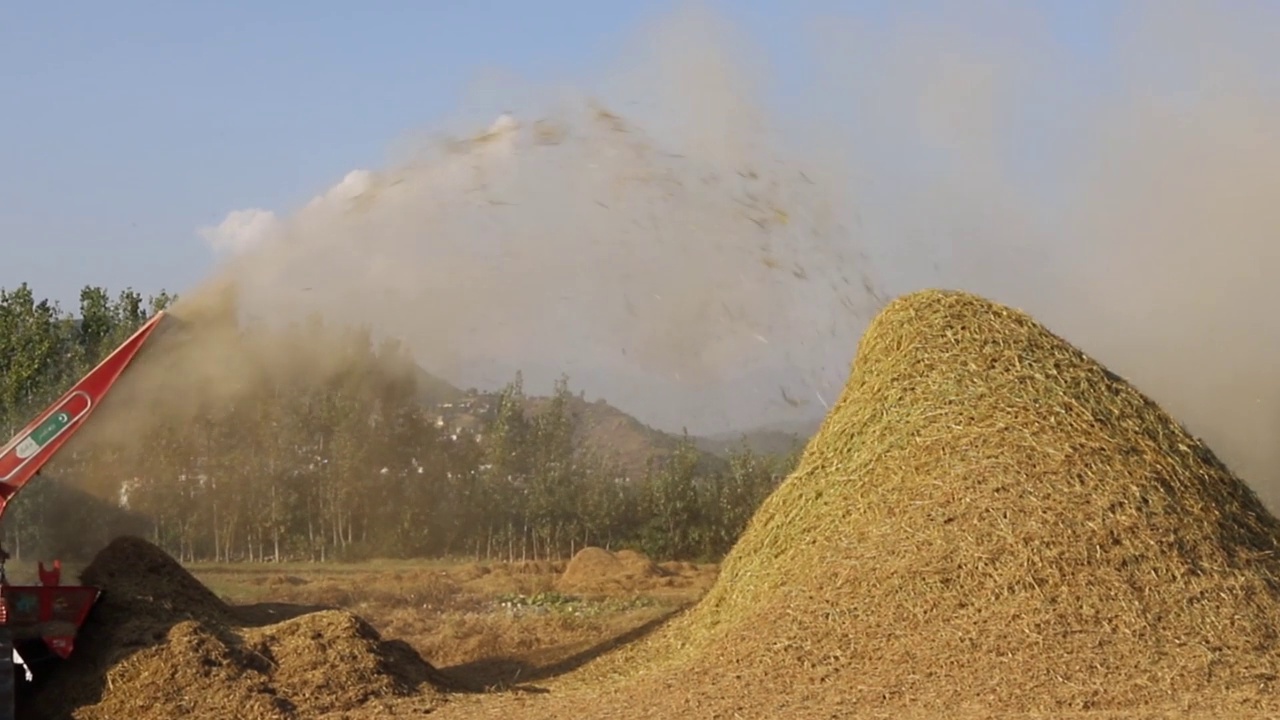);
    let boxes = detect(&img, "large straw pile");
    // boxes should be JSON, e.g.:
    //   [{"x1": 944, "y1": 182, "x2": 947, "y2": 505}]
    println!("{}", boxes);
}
[
  {"x1": 442, "y1": 289, "x2": 1280, "y2": 719},
  {"x1": 25, "y1": 536, "x2": 444, "y2": 720}
]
